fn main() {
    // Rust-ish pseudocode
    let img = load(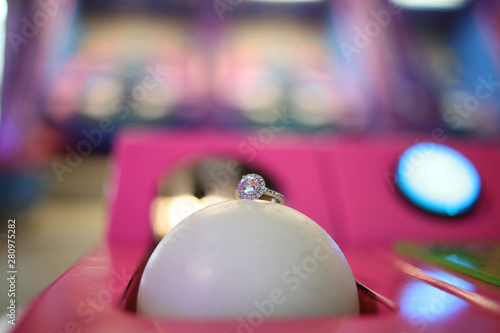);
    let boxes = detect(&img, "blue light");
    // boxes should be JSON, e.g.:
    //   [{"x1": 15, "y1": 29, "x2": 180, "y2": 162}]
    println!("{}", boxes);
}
[
  {"x1": 396, "y1": 143, "x2": 481, "y2": 216},
  {"x1": 399, "y1": 270, "x2": 474, "y2": 322},
  {"x1": 445, "y1": 254, "x2": 475, "y2": 269}
]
